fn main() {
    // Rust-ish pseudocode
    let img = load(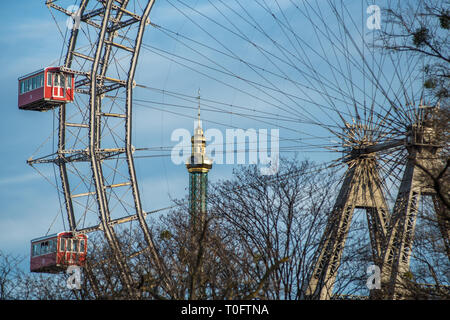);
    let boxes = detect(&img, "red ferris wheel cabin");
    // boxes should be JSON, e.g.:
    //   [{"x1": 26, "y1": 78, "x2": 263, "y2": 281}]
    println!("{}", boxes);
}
[
  {"x1": 30, "y1": 232, "x2": 87, "y2": 273},
  {"x1": 18, "y1": 67, "x2": 75, "y2": 111}
]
